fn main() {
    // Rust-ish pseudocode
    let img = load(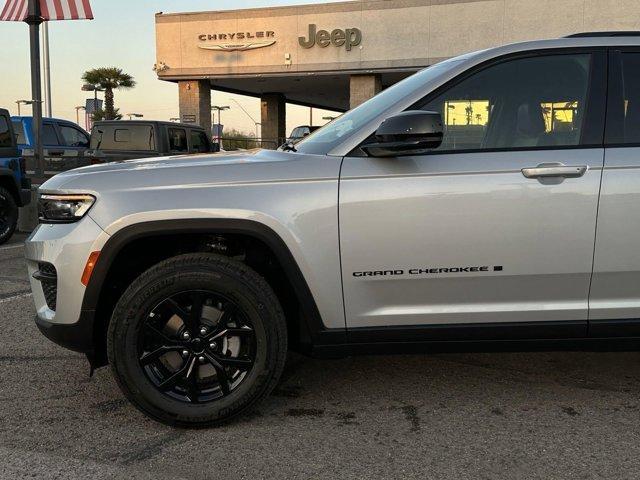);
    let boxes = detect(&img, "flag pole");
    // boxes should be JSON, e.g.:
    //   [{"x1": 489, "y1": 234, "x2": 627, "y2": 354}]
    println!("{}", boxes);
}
[
  {"x1": 25, "y1": 0, "x2": 44, "y2": 179},
  {"x1": 42, "y1": 20, "x2": 52, "y2": 117}
]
